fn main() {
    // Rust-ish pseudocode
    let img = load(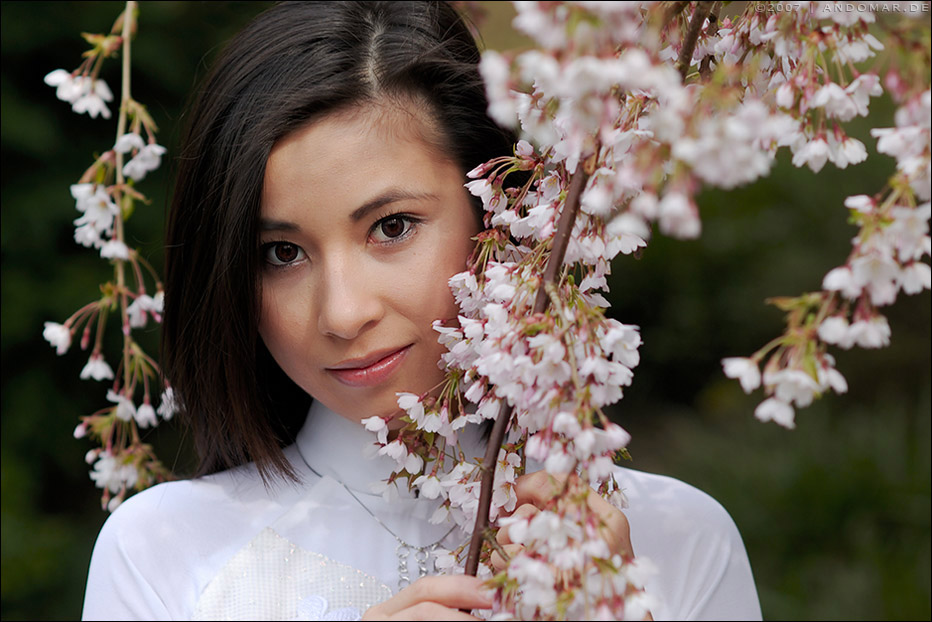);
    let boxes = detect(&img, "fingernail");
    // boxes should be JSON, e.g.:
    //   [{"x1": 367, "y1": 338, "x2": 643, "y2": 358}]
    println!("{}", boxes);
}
[{"x1": 478, "y1": 587, "x2": 495, "y2": 606}]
